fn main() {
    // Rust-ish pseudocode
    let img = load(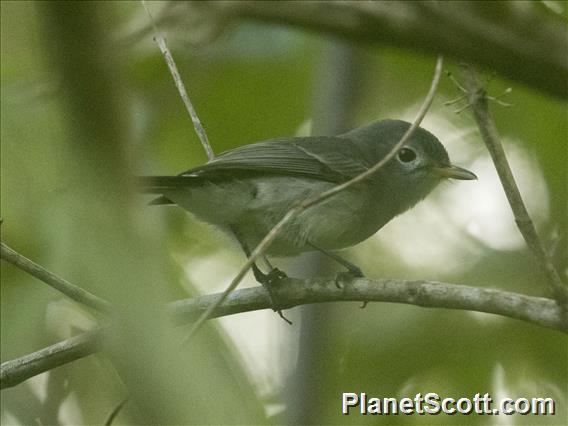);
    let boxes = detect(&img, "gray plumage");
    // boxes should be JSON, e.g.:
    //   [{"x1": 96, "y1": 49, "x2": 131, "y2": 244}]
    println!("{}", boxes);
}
[{"x1": 141, "y1": 119, "x2": 476, "y2": 256}]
